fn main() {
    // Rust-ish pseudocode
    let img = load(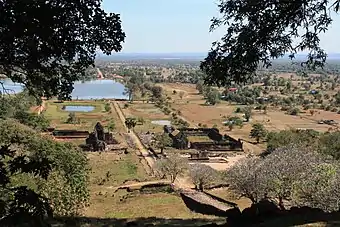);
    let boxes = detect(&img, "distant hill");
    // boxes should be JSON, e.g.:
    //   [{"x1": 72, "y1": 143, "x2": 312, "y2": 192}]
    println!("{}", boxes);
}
[
  {"x1": 96, "y1": 52, "x2": 340, "y2": 61},
  {"x1": 96, "y1": 52, "x2": 207, "y2": 61},
  {"x1": 280, "y1": 53, "x2": 340, "y2": 61}
]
